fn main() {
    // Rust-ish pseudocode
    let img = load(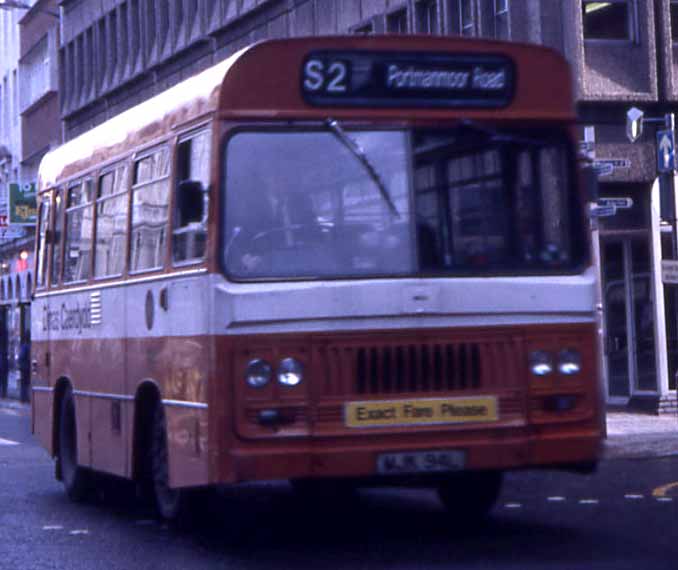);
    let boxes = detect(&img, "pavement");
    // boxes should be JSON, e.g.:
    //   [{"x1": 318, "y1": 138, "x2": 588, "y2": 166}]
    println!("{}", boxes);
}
[
  {"x1": 605, "y1": 410, "x2": 678, "y2": 460},
  {"x1": 0, "y1": 397, "x2": 675, "y2": 460}
]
